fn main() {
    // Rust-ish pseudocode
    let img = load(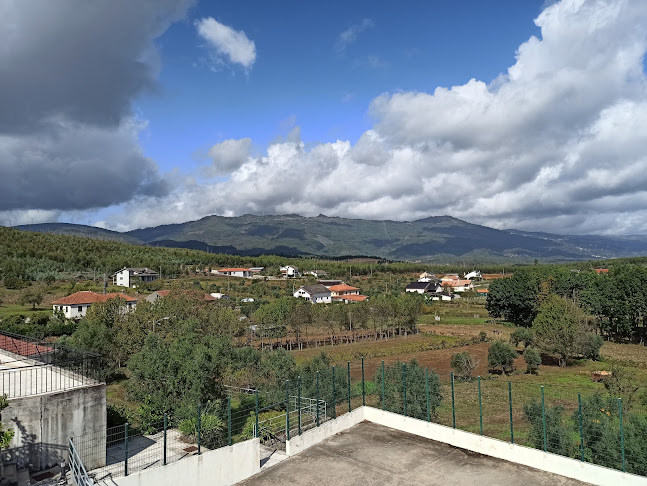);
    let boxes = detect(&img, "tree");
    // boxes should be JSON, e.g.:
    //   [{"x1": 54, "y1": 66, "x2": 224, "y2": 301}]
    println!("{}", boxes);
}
[
  {"x1": 523, "y1": 400, "x2": 571, "y2": 456},
  {"x1": 510, "y1": 327, "x2": 534, "y2": 349},
  {"x1": 523, "y1": 348, "x2": 541, "y2": 374},
  {"x1": 602, "y1": 365, "x2": 639, "y2": 410},
  {"x1": 450, "y1": 352, "x2": 477, "y2": 380},
  {"x1": 532, "y1": 294, "x2": 585, "y2": 367},
  {"x1": 487, "y1": 341, "x2": 518, "y2": 374},
  {"x1": 20, "y1": 283, "x2": 46, "y2": 309}
]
